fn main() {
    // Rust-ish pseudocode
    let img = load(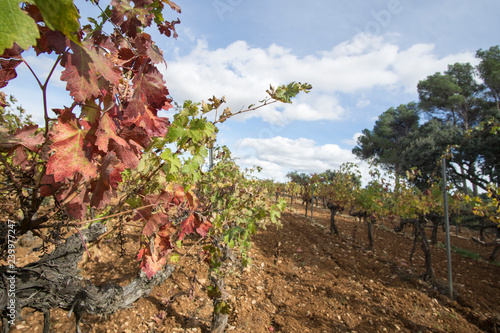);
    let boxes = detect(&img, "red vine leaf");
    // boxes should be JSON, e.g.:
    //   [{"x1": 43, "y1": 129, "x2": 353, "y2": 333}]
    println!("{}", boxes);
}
[
  {"x1": 135, "y1": 33, "x2": 165, "y2": 65},
  {"x1": 66, "y1": 186, "x2": 88, "y2": 220},
  {"x1": 131, "y1": 64, "x2": 171, "y2": 110},
  {"x1": 185, "y1": 189, "x2": 199, "y2": 210},
  {"x1": 95, "y1": 108, "x2": 147, "y2": 169},
  {"x1": 46, "y1": 108, "x2": 98, "y2": 182},
  {"x1": 25, "y1": 4, "x2": 68, "y2": 55},
  {"x1": 35, "y1": 28, "x2": 68, "y2": 55},
  {"x1": 178, "y1": 213, "x2": 212, "y2": 240},
  {"x1": 165, "y1": 183, "x2": 187, "y2": 206},
  {"x1": 118, "y1": 123, "x2": 151, "y2": 147},
  {"x1": 138, "y1": 221, "x2": 175, "y2": 279},
  {"x1": 112, "y1": 123, "x2": 151, "y2": 169},
  {"x1": 60, "y1": 42, "x2": 100, "y2": 102},
  {"x1": 12, "y1": 147, "x2": 29, "y2": 168},
  {"x1": 60, "y1": 41, "x2": 120, "y2": 103},
  {"x1": 137, "y1": 244, "x2": 168, "y2": 280},
  {"x1": 165, "y1": 0, "x2": 182, "y2": 13},
  {"x1": 155, "y1": 232, "x2": 174, "y2": 257},
  {"x1": 24, "y1": 3, "x2": 44, "y2": 23},
  {"x1": 0, "y1": 124, "x2": 43, "y2": 152},
  {"x1": 38, "y1": 173, "x2": 61, "y2": 197},
  {"x1": 90, "y1": 151, "x2": 124, "y2": 209},
  {"x1": 0, "y1": 45, "x2": 23, "y2": 88},
  {"x1": 124, "y1": 100, "x2": 170, "y2": 137},
  {"x1": 136, "y1": 185, "x2": 211, "y2": 278},
  {"x1": 95, "y1": 112, "x2": 126, "y2": 152},
  {"x1": 158, "y1": 18, "x2": 180, "y2": 39},
  {"x1": 110, "y1": 0, "x2": 151, "y2": 38},
  {"x1": 13, "y1": 124, "x2": 44, "y2": 151},
  {"x1": 142, "y1": 212, "x2": 170, "y2": 238}
]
